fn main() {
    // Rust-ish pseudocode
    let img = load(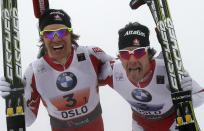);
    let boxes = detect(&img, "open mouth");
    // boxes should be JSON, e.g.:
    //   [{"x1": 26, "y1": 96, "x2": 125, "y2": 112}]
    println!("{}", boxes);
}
[
  {"x1": 128, "y1": 67, "x2": 141, "y2": 72},
  {"x1": 53, "y1": 45, "x2": 64, "y2": 51}
]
